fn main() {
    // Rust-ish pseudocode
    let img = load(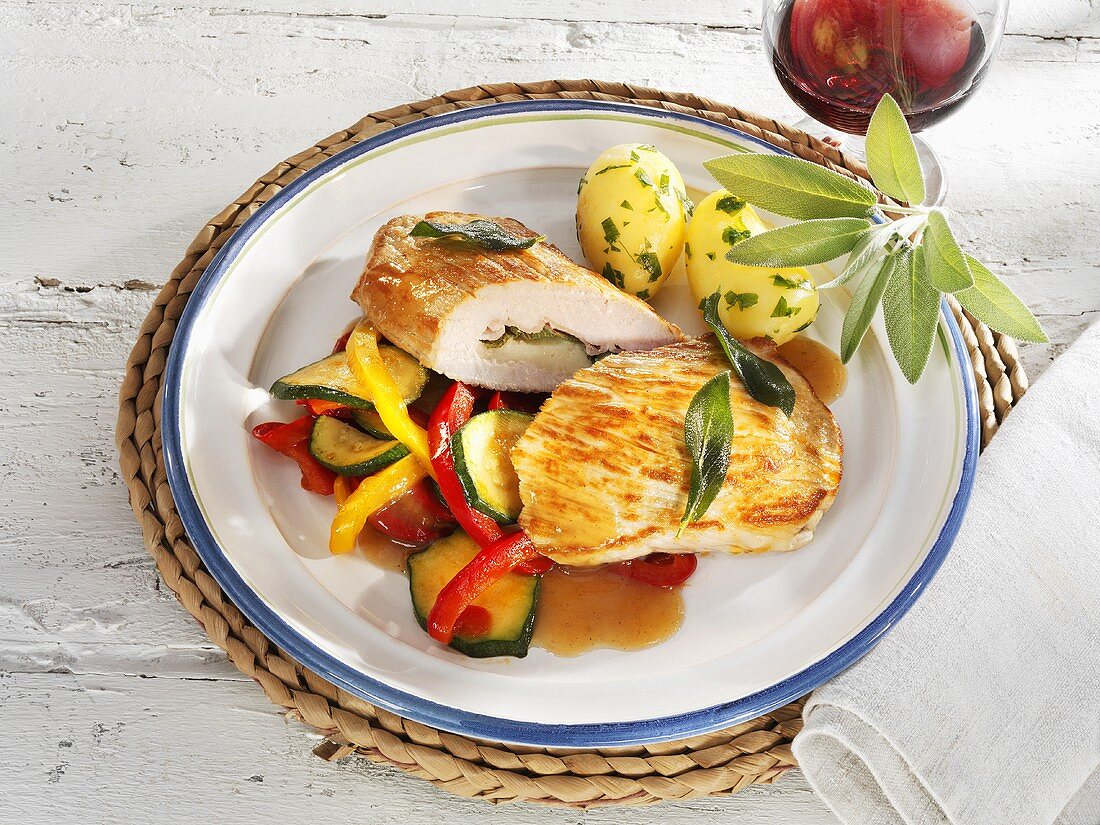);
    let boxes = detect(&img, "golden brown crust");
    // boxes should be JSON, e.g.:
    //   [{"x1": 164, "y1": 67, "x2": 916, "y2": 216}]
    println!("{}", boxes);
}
[
  {"x1": 512, "y1": 336, "x2": 843, "y2": 565},
  {"x1": 351, "y1": 212, "x2": 677, "y2": 368}
]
